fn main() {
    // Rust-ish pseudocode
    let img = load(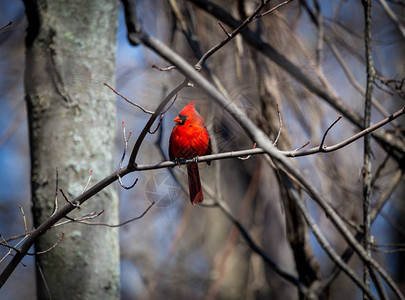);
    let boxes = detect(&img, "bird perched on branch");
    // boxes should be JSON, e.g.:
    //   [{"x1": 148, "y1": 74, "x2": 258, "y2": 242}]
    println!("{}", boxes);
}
[{"x1": 169, "y1": 102, "x2": 212, "y2": 205}]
